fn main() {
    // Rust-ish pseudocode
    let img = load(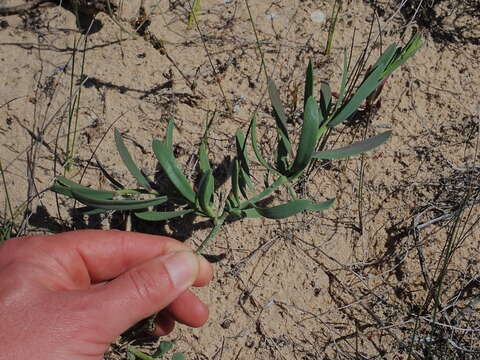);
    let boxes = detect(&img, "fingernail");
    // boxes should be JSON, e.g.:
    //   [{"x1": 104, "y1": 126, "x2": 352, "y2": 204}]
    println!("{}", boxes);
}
[{"x1": 163, "y1": 251, "x2": 199, "y2": 290}]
